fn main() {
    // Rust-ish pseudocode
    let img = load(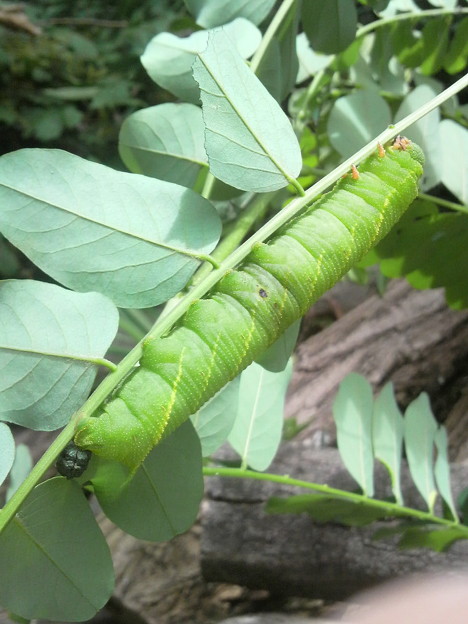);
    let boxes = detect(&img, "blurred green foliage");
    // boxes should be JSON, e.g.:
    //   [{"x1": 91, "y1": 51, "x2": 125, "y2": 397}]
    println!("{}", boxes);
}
[{"x1": 0, "y1": 0, "x2": 186, "y2": 165}]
